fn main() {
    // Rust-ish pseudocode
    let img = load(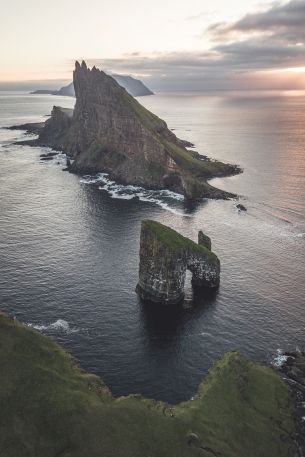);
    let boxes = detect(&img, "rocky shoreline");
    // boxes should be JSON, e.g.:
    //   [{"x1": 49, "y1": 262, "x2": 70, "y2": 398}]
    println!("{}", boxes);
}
[
  {"x1": 279, "y1": 351, "x2": 305, "y2": 456},
  {"x1": 8, "y1": 121, "x2": 242, "y2": 201}
]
